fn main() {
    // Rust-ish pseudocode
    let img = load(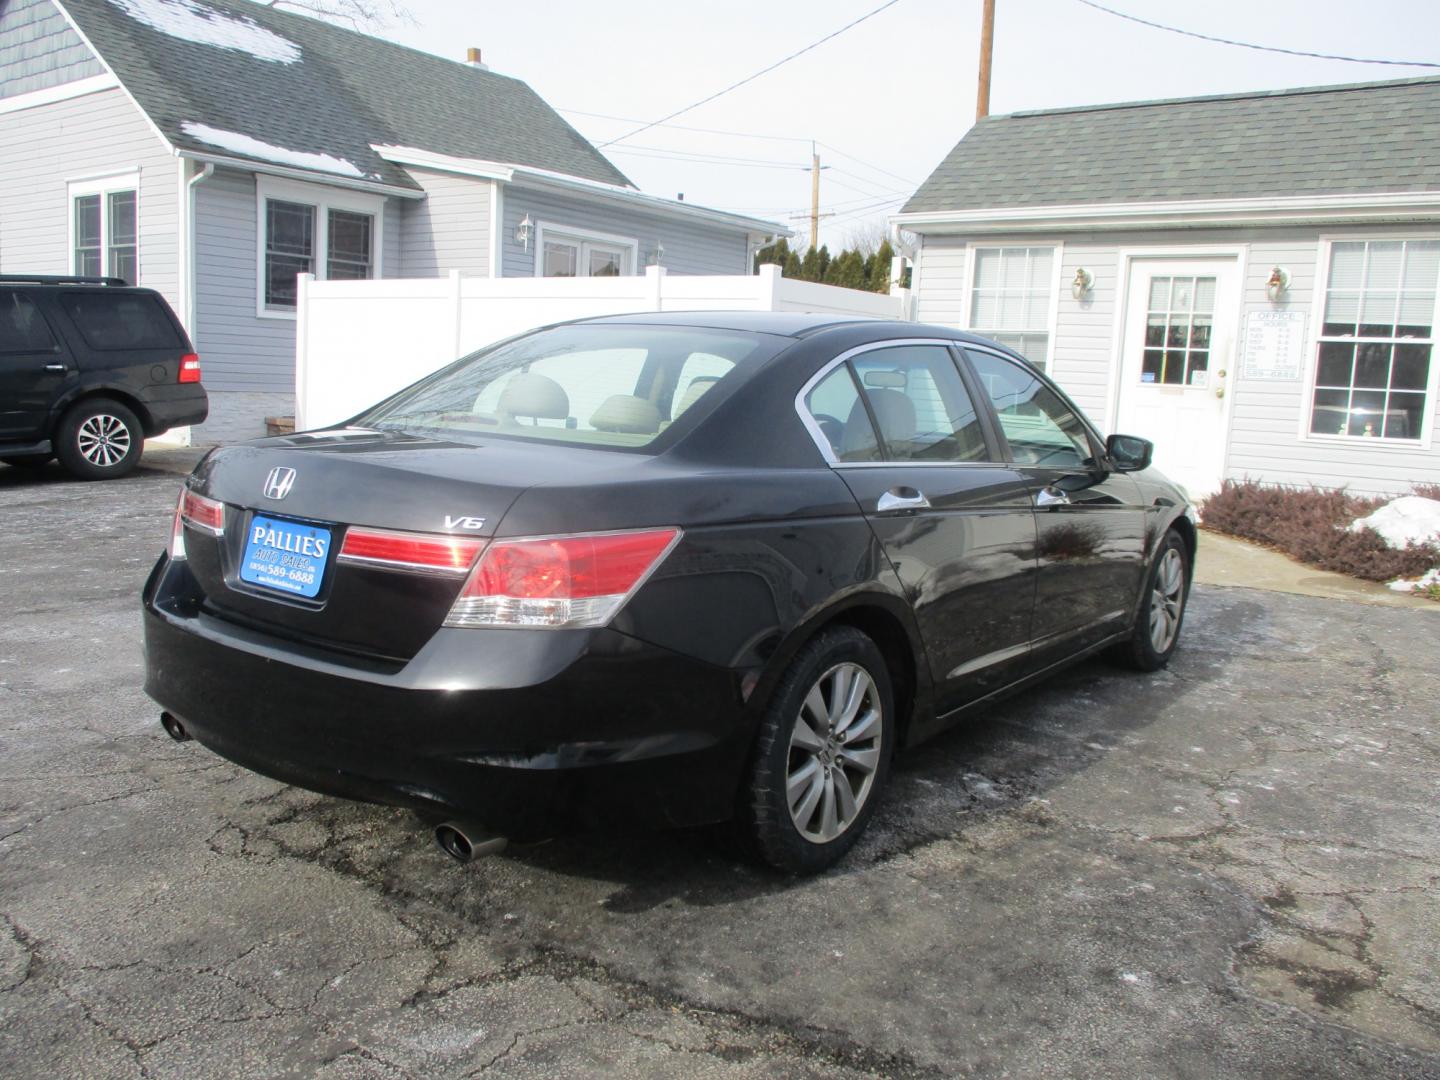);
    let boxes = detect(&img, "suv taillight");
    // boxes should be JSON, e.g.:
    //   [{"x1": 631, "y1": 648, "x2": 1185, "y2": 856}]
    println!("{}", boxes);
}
[
  {"x1": 444, "y1": 528, "x2": 680, "y2": 629},
  {"x1": 178, "y1": 354, "x2": 202, "y2": 383}
]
